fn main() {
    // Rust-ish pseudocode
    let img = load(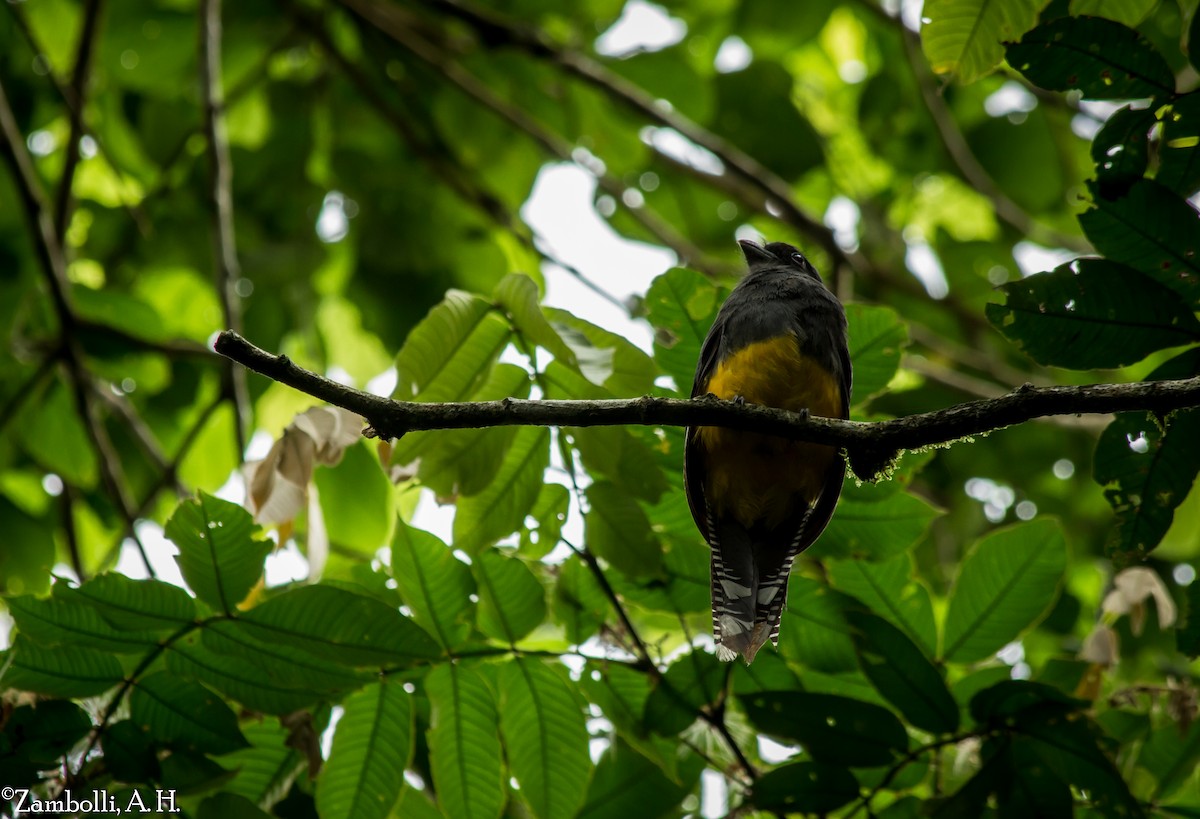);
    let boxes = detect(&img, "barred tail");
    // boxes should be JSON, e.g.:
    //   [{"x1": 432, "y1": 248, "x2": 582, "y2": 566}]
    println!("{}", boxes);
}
[{"x1": 709, "y1": 517, "x2": 758, "y2": 663}]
